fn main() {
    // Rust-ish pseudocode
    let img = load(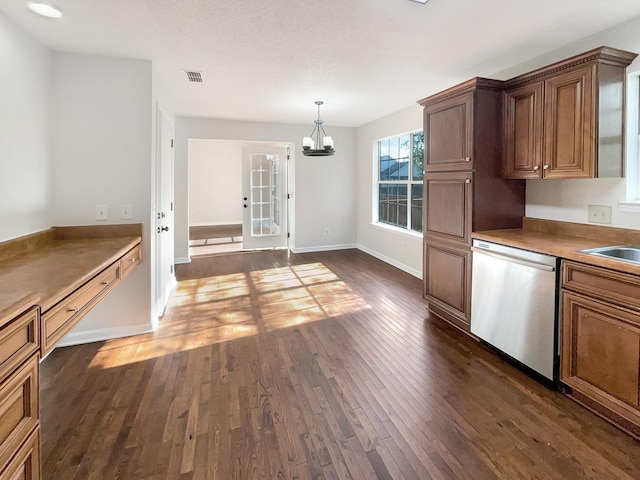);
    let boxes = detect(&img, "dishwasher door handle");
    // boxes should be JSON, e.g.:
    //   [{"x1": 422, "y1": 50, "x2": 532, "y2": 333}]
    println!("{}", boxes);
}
[{"x1": 471, "y1": 247, "x2": 555, "y2": 272}]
